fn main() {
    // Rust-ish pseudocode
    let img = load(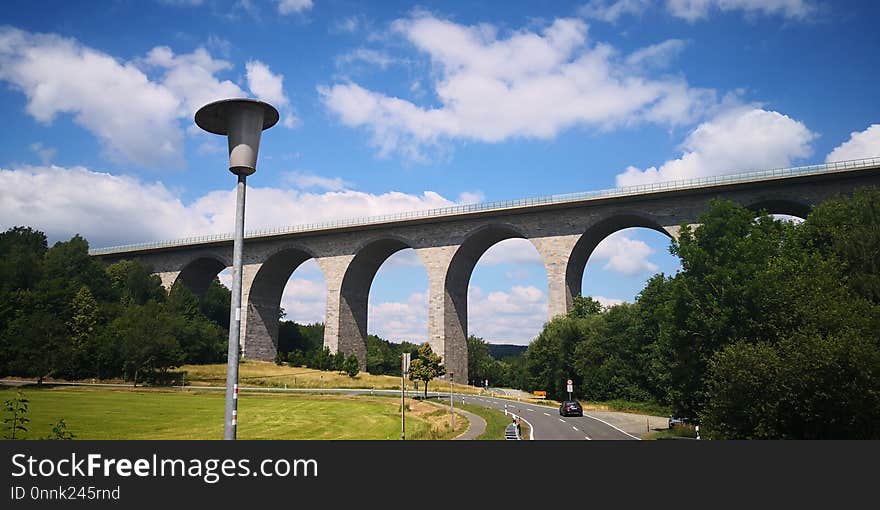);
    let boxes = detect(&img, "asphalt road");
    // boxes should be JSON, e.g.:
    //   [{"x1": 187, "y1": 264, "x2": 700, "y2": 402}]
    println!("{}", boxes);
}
[{"x1": 459, "y1": 394, "x2": 640, "y2": 440}]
